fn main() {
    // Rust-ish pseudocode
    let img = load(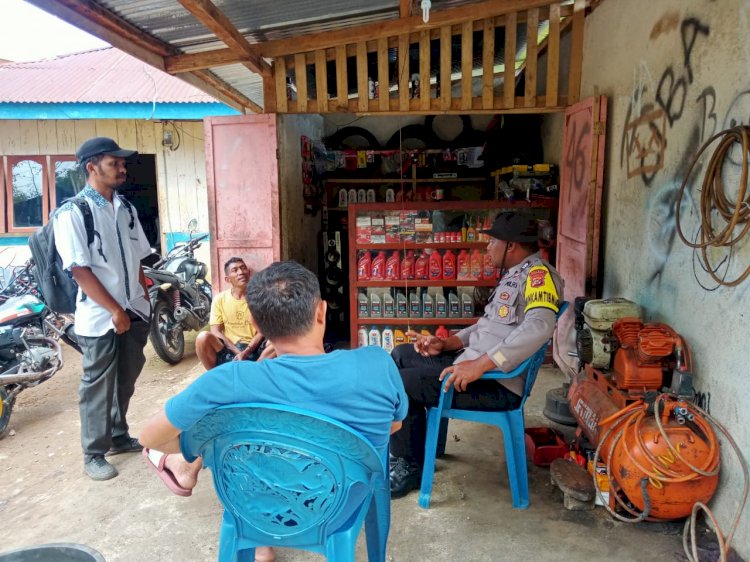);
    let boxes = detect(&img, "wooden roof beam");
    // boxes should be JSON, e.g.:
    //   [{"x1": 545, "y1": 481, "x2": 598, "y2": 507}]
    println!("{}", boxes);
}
[
  {"x1": 400, "y1": 0, "x2": 413, "y2": 18},
  {"x1": 177, "y1": 0, "x2": 272, "y2": 77}
]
